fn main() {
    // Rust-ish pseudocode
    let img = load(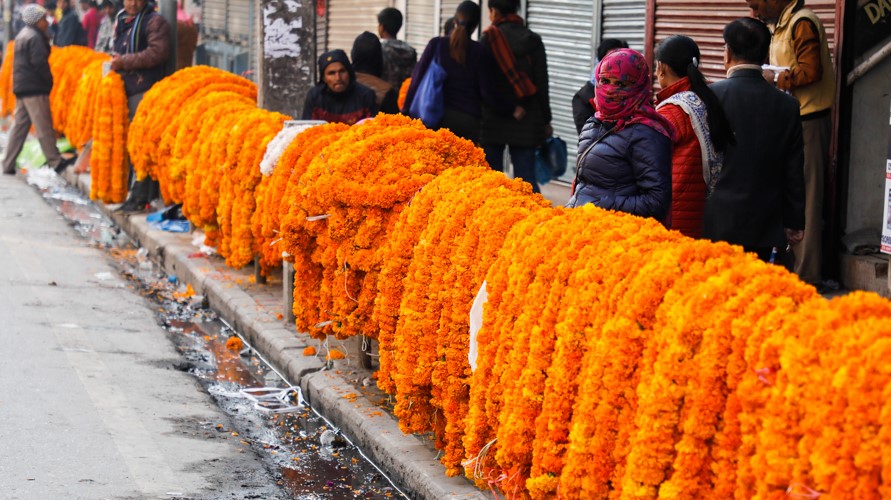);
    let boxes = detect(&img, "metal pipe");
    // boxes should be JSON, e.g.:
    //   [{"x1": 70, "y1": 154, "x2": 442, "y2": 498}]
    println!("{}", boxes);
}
[{"x1": 847, "y1": 40, "x2": 891, "y2": 86}]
